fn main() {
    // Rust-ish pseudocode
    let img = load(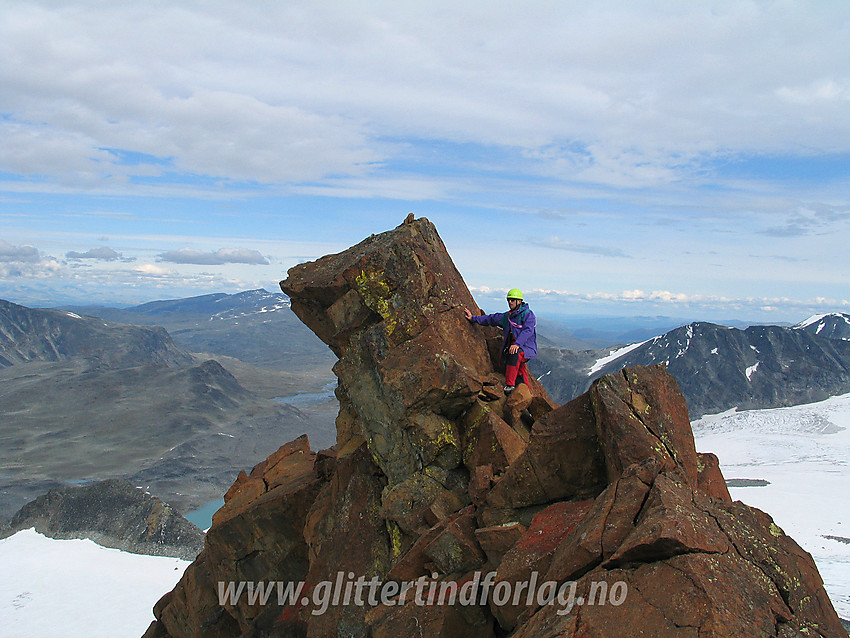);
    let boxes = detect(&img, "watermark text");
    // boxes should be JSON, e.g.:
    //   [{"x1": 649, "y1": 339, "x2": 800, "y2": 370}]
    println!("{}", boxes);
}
[{"x1": 217, "y1": 571, "x2": 628, "y2": 616}]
